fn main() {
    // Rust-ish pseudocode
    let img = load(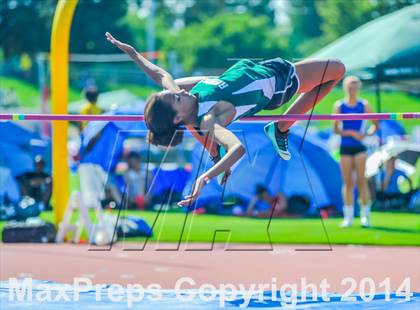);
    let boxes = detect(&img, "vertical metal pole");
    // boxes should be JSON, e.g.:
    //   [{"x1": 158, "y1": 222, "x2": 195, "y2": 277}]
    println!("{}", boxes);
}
[{"x1": 50, "y1": 0, "x2": 78, "y2": 226}]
